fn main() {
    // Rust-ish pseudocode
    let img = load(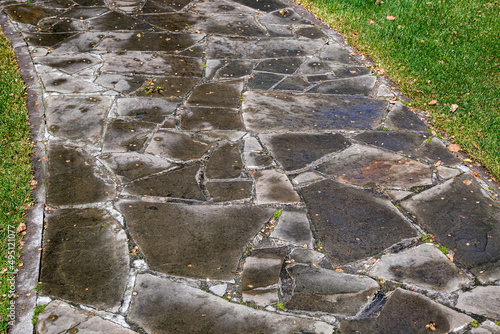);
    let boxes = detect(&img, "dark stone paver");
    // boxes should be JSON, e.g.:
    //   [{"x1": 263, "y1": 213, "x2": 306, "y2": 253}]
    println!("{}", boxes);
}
[
  {"x1": 270, "y1": 209, "x2": 314, "y2": 248},
  {"x1": 205, "y1": 143, "x2": 243, "y2": 179},
  {"x1": 207, "y1": 180, "x2": 253, "y2": 202},
  {"x1": 341, "y1": 289, "x2": 473, "y2": 334},
  {"x1": 145, "y1": 130, "x2": 214, "y2": 161},
  {"x1": 129, "y1": 274, "x2": 334, "y2": 333},
  {"x1": 119, "y1": 201, "x2": 274, "y2": 280},
  {"x1": 40, "y1": 208, "x2": 129, "y2": 310},
  {"x1": 180, "y1": 106, "x2": 244, "y2": 130},
  {"x1": 102, "y1": 119, "x2": 156, "y2": 152},
  {"x1": 301, "y1": 179, "x2": 417, "y2": 265}
]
